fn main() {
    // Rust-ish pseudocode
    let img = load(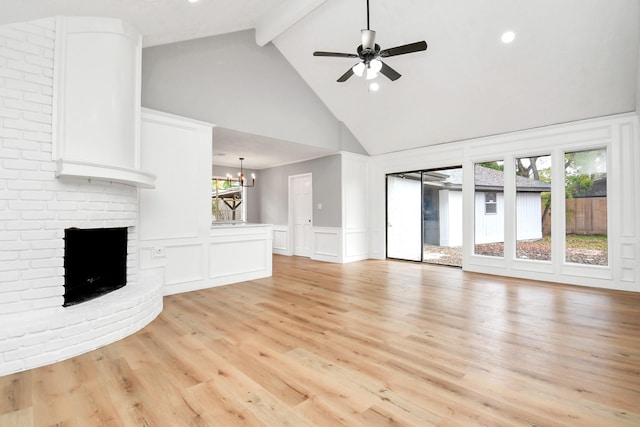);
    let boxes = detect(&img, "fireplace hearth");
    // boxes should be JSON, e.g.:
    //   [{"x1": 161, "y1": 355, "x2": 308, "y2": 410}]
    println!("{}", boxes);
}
[{"x1": 63, "y1": 227, "x2": 128, "y2": 307}]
